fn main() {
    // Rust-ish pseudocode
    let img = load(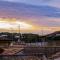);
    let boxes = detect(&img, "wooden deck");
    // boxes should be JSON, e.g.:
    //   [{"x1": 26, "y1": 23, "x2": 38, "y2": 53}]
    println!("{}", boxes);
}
[
  {"x1": 0, "y1": 43, "x2": 60, "y2": 60},
  {"x1": 0, "y1": 44, "x2": 25, "y2": 55}
]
